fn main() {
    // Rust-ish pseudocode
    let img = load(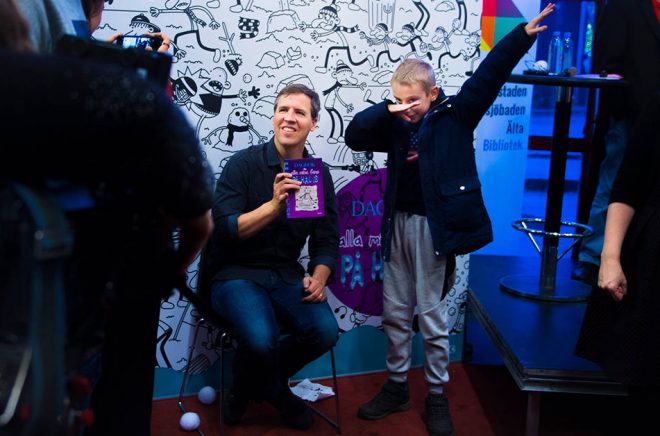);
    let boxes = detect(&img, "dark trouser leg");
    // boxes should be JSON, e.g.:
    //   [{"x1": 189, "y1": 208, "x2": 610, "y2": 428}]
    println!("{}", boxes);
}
[
  {"x1": 210, "y1": 279, "x2": 280, "y2": 399},
  {"x1": 268, "y1": 275, "x2": 338, "y2": 381}
]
